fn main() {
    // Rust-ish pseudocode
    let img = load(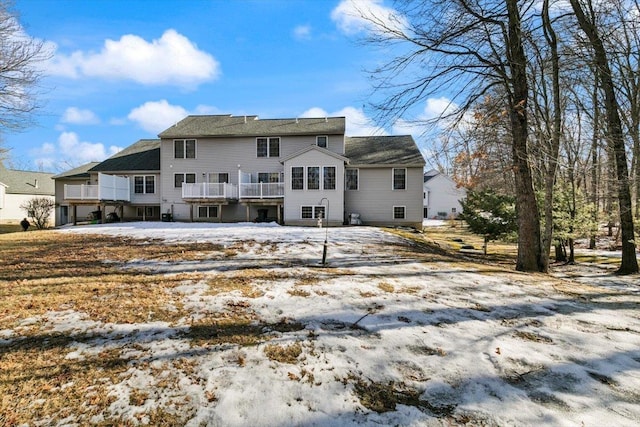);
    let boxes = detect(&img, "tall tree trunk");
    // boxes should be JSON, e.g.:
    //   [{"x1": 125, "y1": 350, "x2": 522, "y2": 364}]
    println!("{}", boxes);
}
[
  {"x1": 569, "y1": 0, "x2": 639, "y2": 274},
  {"x1": 540, "y1": 0, "x2": 562, "y2": 271},
  {"x1": 506, "y1": 0, "x2": 544, "y2": 272},
  {"x1": 589, "y1": 70, "x2": 599, "y2": 249}
]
